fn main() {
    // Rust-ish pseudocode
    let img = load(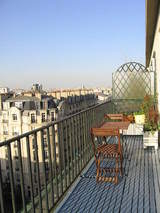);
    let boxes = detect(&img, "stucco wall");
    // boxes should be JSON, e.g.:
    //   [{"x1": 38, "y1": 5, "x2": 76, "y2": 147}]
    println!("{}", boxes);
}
[{"x1": 148, "y1": 5, "x2": 160, "y2": 111}]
